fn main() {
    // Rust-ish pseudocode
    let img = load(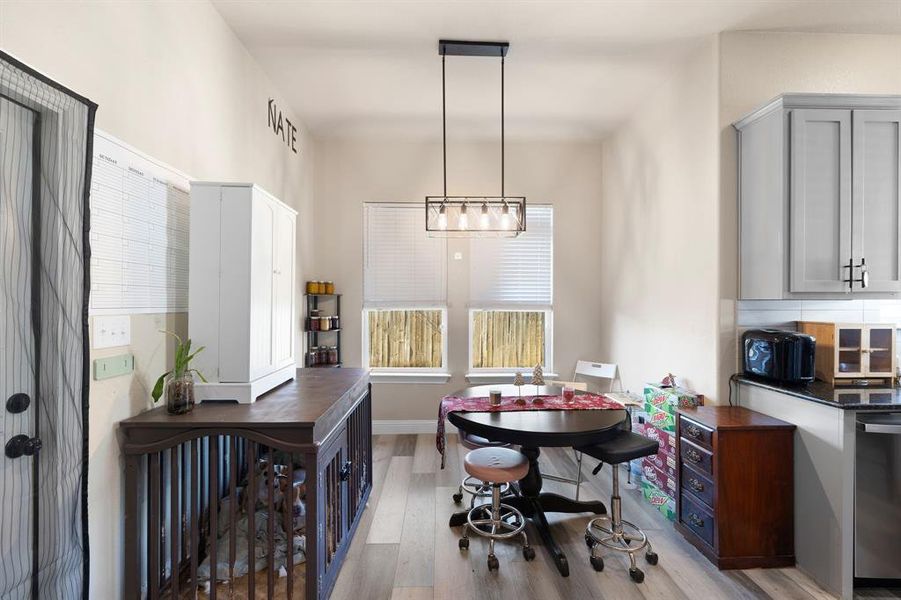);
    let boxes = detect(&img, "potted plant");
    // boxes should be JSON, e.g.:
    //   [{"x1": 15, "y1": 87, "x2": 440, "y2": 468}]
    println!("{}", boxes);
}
[{"x1": 151, "y1": 331, "x2": 207, "y2": 415}]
